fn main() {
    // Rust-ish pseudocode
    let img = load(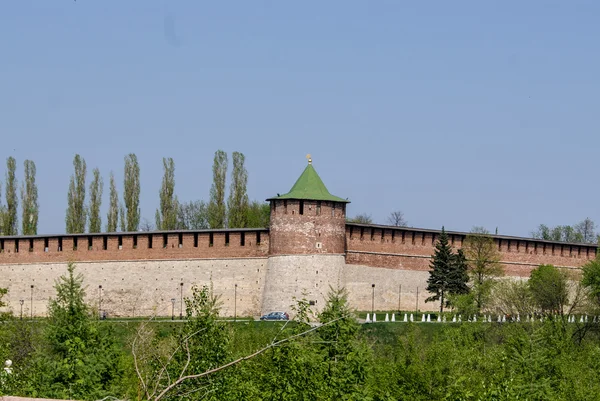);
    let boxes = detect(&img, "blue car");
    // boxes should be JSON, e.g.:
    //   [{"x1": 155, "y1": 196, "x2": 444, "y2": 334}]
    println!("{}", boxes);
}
[{"x1": 260, "y1": 311, "x2": 289, "y2": 321}]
